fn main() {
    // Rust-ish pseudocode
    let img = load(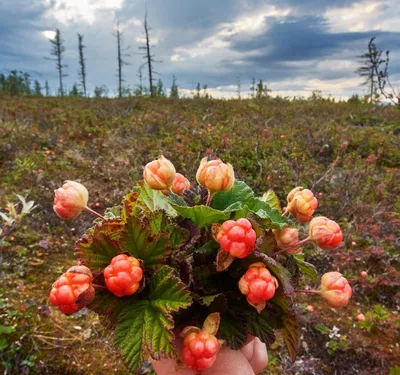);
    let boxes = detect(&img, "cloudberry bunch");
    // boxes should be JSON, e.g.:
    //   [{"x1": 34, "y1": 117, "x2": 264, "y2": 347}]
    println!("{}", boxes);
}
[
  {"x1": 104, "y1": 254, "x2": 143, "y2": 297},
  {"x1": 49, "y1": 266, "x2": 95, "y2": 315},
  {"x1": 286, "y1": 187, "x2": 318, "y2": 222},
  {"x1": 182, "y1": 330, "x2": 220, "y2": 373},
  {"x1": 239, "y1": 263, "x2": 279, "y2": 312},
  {"x1": 216, "y1": 218, "x2": 256, "y2": 258}
]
